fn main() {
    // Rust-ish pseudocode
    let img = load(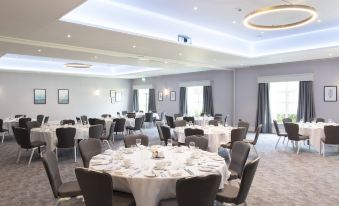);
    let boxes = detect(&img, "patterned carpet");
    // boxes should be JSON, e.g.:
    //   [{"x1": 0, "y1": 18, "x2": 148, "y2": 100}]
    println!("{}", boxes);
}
[{"x1": 1, "y1": 128, "x2": 339, "y2": 206}]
